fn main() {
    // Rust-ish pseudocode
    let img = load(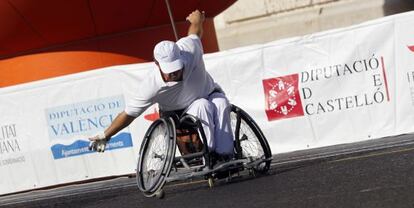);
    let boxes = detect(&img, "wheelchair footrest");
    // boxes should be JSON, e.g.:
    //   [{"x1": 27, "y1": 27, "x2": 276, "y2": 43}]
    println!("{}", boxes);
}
[
  {"x1": 243, "y1": 157, "x2": 272, "y2": 169},
  {"x1": 174, "y1": 157, "x2": 204, "y2": 169}
]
